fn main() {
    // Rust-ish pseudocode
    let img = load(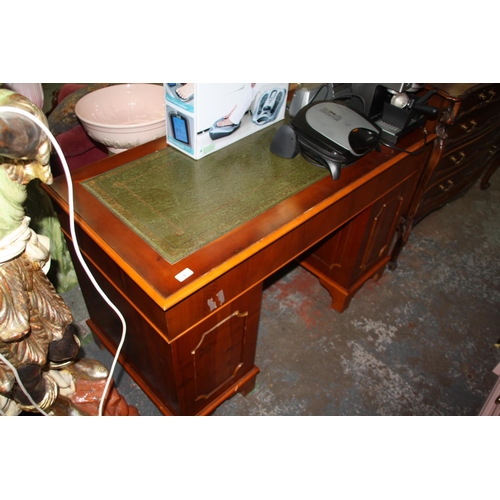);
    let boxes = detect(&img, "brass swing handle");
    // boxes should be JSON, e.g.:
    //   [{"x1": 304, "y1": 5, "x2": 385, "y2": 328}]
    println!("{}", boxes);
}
[
  {"x1": 460, "y1": 119, "x2": 478, "y2": 133},
  {"x1": 479, "y1": 90, "x2": 496, "y2": 103},
  {"x1": 450, "y1": 151, "x2": 466, "y2": 165},
  {"x1": 439, "y1": 179, "x2": 454, "y2": 192}
]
